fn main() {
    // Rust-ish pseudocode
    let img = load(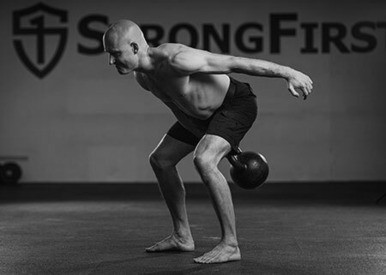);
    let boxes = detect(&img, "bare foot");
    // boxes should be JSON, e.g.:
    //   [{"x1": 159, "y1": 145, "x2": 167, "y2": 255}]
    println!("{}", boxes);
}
[
  {"x1": 146, "y1": 234, "x2": 195, "y2": 252},
  {"x1": 194, "y1": 243, "x2": 241, "y2": 264}
]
